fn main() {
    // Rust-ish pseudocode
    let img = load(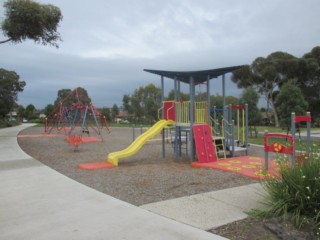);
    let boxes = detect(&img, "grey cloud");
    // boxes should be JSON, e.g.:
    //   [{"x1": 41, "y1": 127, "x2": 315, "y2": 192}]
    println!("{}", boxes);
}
[{"x1": 0, "y1": 0, "x2": 319, "y2": 109}]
